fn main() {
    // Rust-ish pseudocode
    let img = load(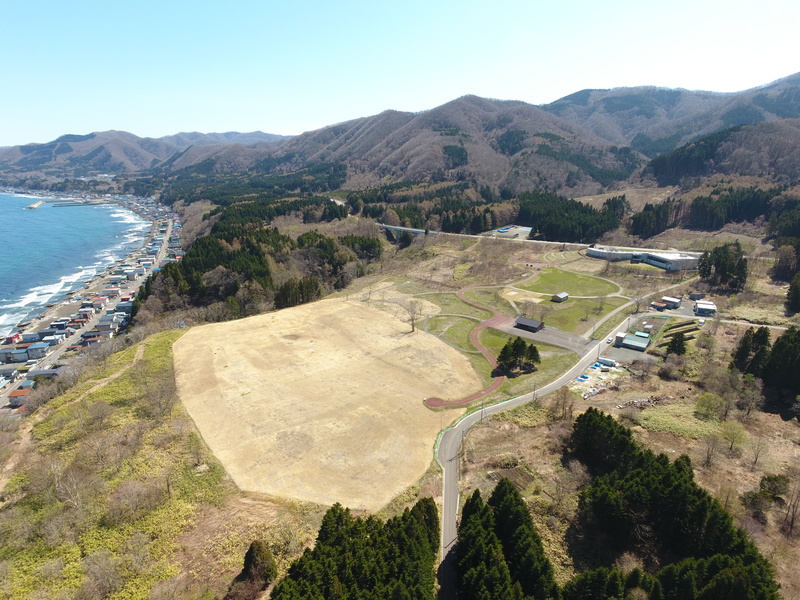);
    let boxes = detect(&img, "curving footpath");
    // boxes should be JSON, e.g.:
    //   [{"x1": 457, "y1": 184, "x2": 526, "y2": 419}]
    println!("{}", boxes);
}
[{"x1": 424, "y1": 291, "x2": 515, "y2": 408}]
